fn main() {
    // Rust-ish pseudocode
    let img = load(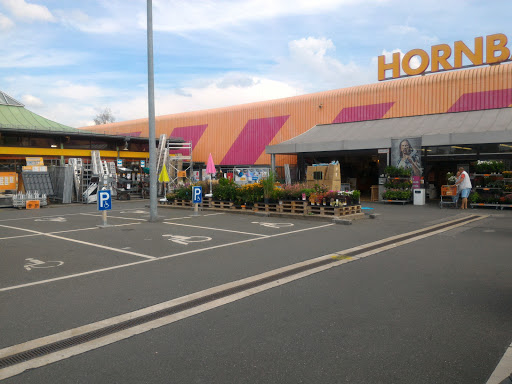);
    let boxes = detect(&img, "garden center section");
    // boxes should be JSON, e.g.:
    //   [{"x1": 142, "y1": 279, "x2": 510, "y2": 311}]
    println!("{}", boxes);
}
[{"x1": 81, "y1": 64, "x2": 512, "y2": 197}]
